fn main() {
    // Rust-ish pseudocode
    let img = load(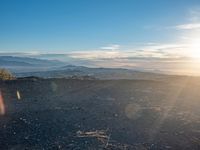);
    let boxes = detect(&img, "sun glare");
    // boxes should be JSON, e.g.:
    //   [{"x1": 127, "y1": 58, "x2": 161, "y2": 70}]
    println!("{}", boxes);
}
[
  {"x1": 182, "y1": 31, "x2": 200, "y2": 59},
  {"x1": 184, "y1": 31, "x2": 200, "y2": 59},
  {"x1": 189, "y1": 38, "x2": 200, "y2": 58}
]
